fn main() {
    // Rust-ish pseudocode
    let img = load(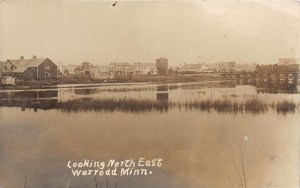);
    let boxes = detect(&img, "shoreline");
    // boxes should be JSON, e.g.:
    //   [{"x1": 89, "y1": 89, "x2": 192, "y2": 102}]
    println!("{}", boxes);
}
[{"x1": 0, "y1": 80, "x2": 232, "y2": 92}]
